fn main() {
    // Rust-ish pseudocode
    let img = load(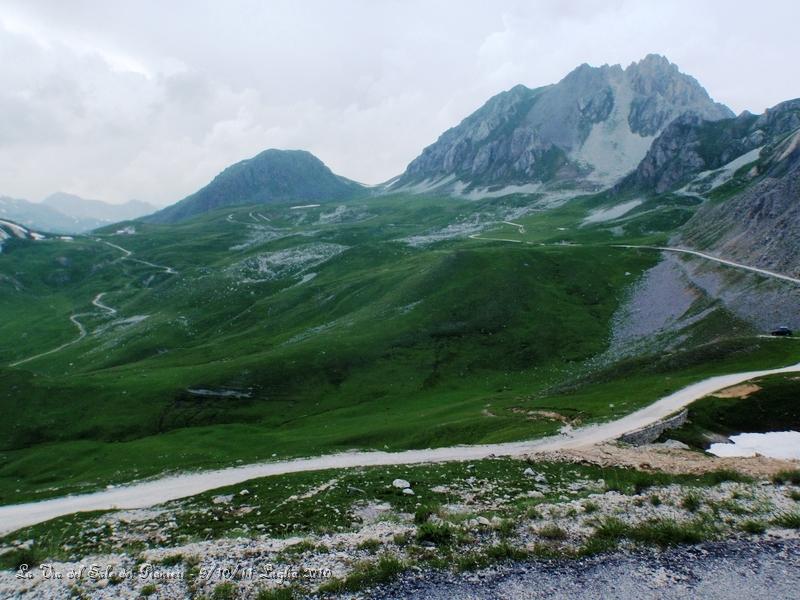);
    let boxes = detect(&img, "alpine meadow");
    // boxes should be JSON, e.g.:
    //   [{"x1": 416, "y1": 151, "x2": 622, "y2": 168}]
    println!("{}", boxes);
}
[{"x1": 1, "y1": 8, "x2": 800, "y2": 599}]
